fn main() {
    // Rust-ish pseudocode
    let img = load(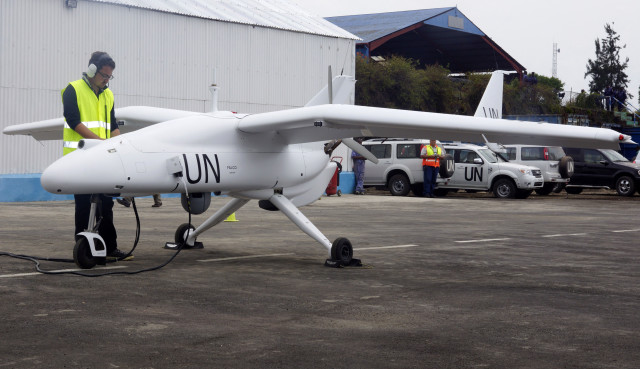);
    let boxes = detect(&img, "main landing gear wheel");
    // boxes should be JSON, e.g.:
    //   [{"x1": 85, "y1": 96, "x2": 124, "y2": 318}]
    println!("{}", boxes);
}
[
  {"x1": 172, "y1": 223, "x2": 203, "y2": 249},
  {"x1": 73, "y1": 237, "x2": 97, "y2": 269},
  {"x1": 331, "y1": 237, "x2": 353, "y2": 264},
  {"x1": 325, "y1": 237, "x2": 362, "y2": 268}
]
